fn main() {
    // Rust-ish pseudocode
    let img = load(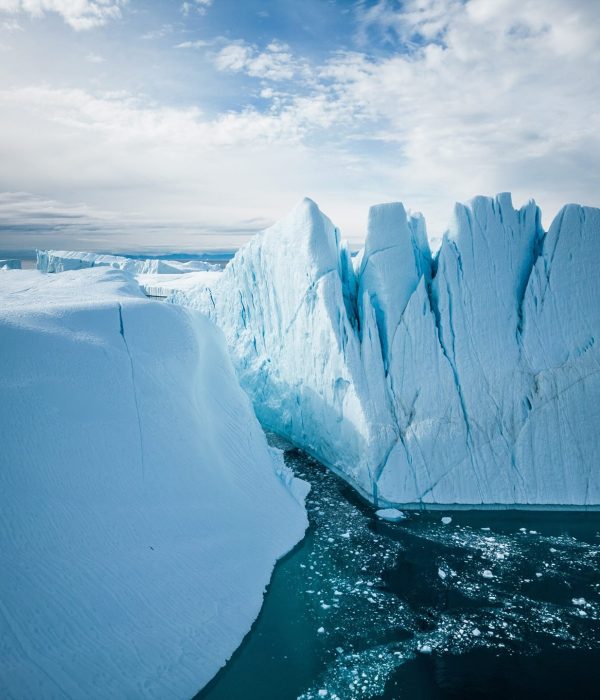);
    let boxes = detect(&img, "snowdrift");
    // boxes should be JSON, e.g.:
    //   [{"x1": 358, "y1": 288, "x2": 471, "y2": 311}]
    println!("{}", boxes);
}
[
  {"x1": 173, "y1": 195, "x2": 600, "y2": 507},
  {"x1": 0, "y1": 268, "x2": 308, "y2": 698}
]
